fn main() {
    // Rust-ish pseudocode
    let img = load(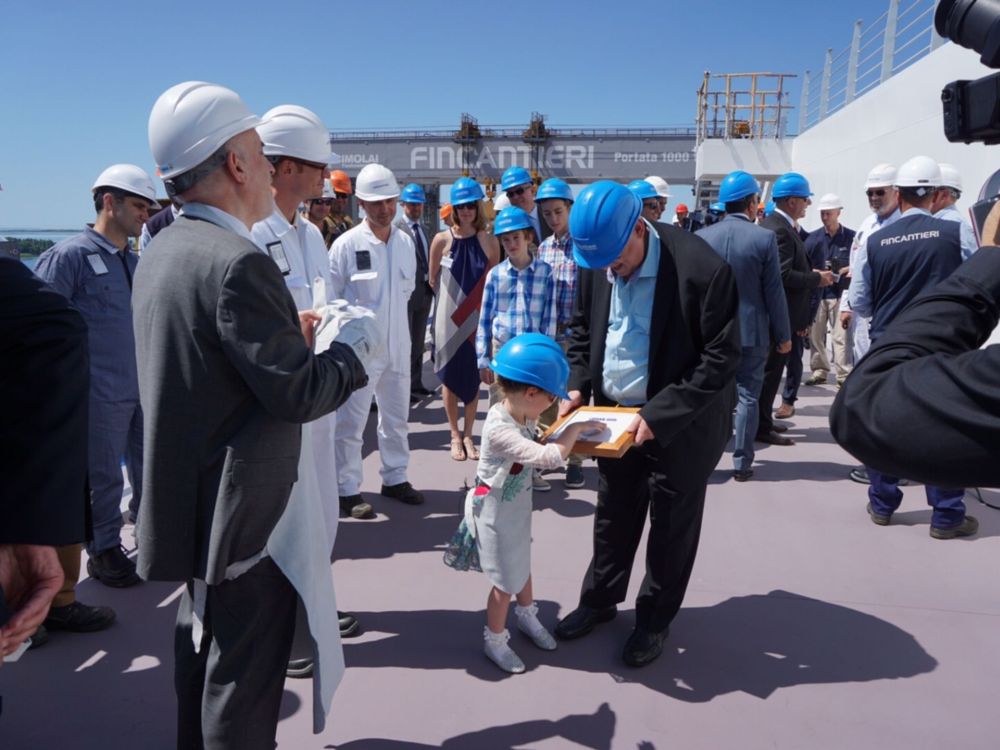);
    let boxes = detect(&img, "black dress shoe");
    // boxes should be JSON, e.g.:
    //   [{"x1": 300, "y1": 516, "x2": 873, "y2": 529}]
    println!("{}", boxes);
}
[
  {"x1": 286, "y1": 658, "x2": 313, "y2": 678},
  {"x1": 339, "y1": 611, "x2": 361, "y2": 638},
  {"x1": 87, "y1": 546, "x2": 141, "y2": 588},
  {"x1": 44, "y1": 601, "x2": 117, "y2": 632},
  {"x1": 733, "y1": 469, "x2": 754, "y2": 482},
  {"x1": 381, "y1": 482, "x2": 424, "y2": 505},
  {"x1": 554, "y1": 605, "x2": 617, "y2": 640},
  {"x1": 771, "y1": 423, "x2": 789, "y2": 433},
  {"x1": 622, "y1": 626, "x2": 667, "y2": 667},
  {"x1": 413, "y1": 386, "x2": 435, "y2": 397},
  {"x1": 755, "y1": 431, "x2": 794, "y2": 446}
]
